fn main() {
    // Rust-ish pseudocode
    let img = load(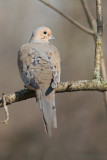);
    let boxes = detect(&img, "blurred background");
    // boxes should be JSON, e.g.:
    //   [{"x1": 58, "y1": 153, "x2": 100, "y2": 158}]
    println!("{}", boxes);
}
[{"x1": 0, "y1": 0, "x2": 107, "y2": 159}]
